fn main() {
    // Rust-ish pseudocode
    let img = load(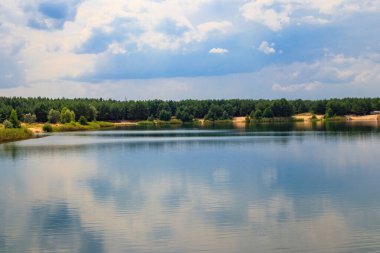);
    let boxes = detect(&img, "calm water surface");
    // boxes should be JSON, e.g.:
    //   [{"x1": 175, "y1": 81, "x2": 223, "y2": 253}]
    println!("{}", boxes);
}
[{"x1": 1, "y1": 123, "x2": 380, "y2": 253}]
